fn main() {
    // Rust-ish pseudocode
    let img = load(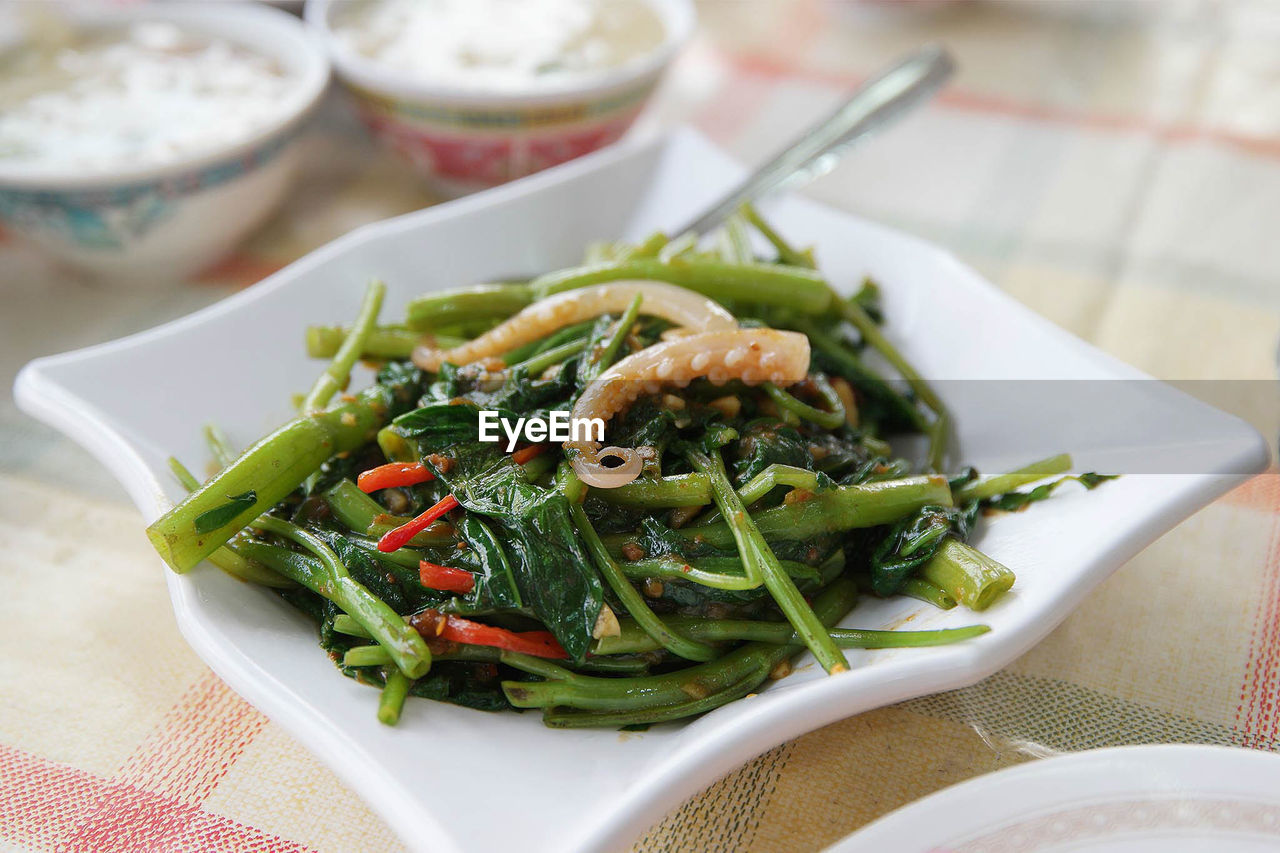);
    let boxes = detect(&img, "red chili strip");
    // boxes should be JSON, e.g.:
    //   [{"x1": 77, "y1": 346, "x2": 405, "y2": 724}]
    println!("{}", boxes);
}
[
  {"x1": 510, "y1": 444, "x2": 547, "y2": 466},
  {"x1": 439, "y1": 615, "x2": 569, "y2": 659},
  {"x1": 419, "y1": 560, "x2": 476, "y2": 594},
  {"x1": 377, "y1": 494, "x2": 460, "y2": 552},
  {"x1": 357, "y1": 461, "x2": 435, "y2": 493}
]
